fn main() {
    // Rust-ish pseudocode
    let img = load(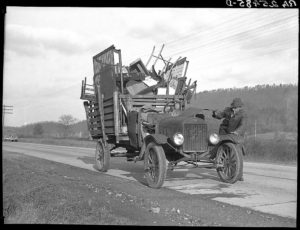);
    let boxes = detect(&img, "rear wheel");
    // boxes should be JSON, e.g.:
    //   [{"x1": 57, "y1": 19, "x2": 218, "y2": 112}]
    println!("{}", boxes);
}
[
  {"x1": 216, "y1": 142, "x2": 243, "y2": 183},
  {"x1": 144, "y1": 142, "x2": 167, "y2": 188},
  {"x1": 95, "y1": 139, "x2": 110, "y2": 172}
]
